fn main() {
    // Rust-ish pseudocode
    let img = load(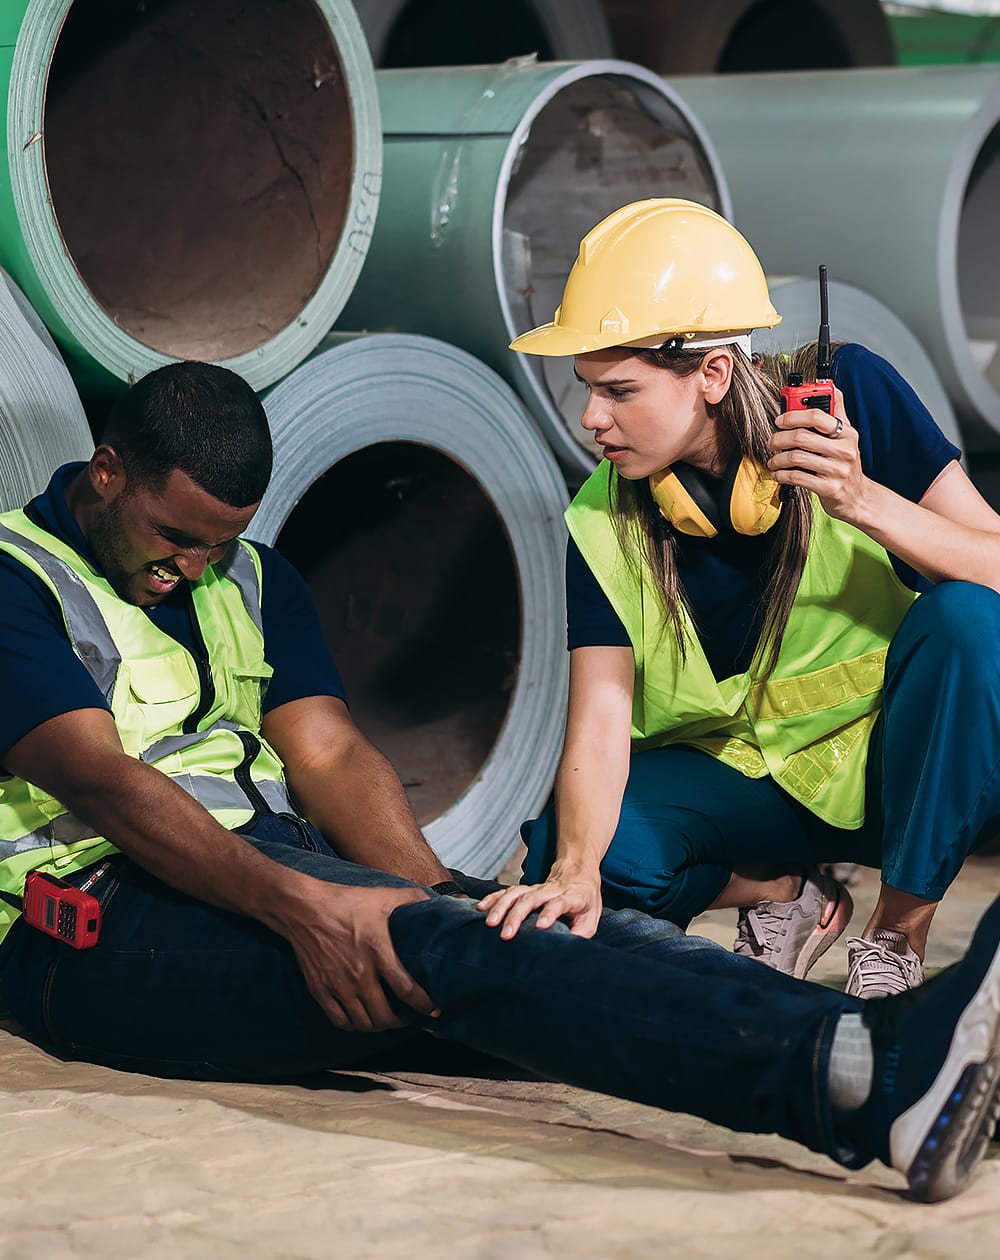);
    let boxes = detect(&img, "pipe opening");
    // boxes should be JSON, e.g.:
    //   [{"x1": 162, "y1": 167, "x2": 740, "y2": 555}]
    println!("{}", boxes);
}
[
  {"x1": 380, "y1": 0, "x2": 552, "y2": 66},
  {"x1": 502, "y1": 74, "x2": 723, "y2": 460},
  {"x1": 959, "y1": 121, "x2": 1000, "y2": 395},
  {"x1": 44, "y1": 0, "x2": 353, "y2": 362},
  {"x1": 718, "y1": 1, "x2": 853, "y2": 72},
  {"x1": 274, "y1": 441, "x2": 522, "y2": 825}
]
